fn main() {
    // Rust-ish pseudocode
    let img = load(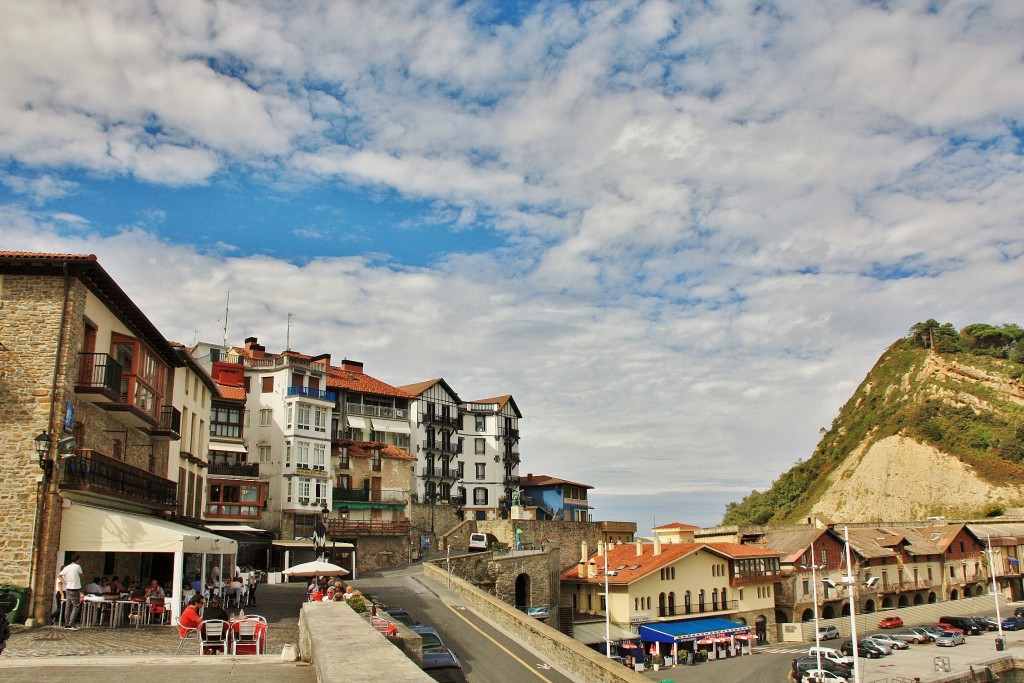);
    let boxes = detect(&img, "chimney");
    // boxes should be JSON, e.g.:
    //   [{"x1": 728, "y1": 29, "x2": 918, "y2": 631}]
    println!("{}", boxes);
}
[
  {"x1": 597, "y1": 541, "x2": 605, "y2": 559},
  {"x1": 636, "y1": 540, "x2": 643, "y2": 556},
  {"x1": 341, "y1": 359, "x2": 364, "y2": 374},
  {"x1": 653, "y1": 537, "x2": 662, "y2": 556},
  {"x1": 527, "y1": 473, "x2": 534, "y2": 483},
  {"x1": 312, "y1": 353, "x2": 331, "y2": 370},
  {"x1": 243, "y1": 336, "x2": 265, "y2": 359},
  {"x1": 577, "y1": 559, "x2": 586, "y2": 578}
]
